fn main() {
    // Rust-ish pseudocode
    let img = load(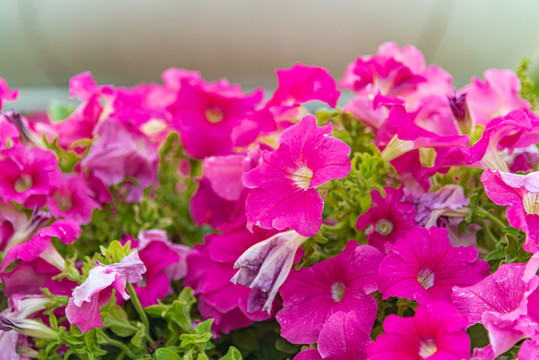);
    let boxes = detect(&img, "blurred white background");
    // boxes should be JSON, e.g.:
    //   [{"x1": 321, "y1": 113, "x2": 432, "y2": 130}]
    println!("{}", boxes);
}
[{"x1": 1, "y1": 0, "x2": 539, "y2": 110}]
